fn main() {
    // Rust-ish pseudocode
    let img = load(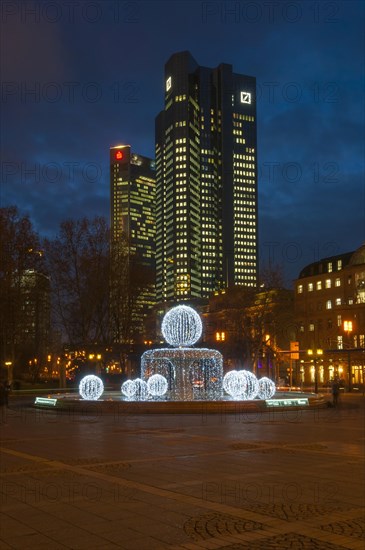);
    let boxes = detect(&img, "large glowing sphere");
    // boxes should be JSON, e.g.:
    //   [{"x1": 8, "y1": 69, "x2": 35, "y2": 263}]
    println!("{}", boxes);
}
[
  {"x1": 121, "y1": 380, "x2": 137, "y2": 398},
  {"x1": 147, "y1": 374, "x2": 168, "y2": 397},
  {"x1": 79, "y1": 375, "x2": 104, "y2": 400},
  {"x1": 223, "y1": 370, "x2": 246, "y2": 398},
  {"x1": 134, "y1": 378, "x2": 148, "y2": 400},
  {"x1": 238, "y1": 370, "x2": 259, "y2": 400},
  {"x1": 161, "y1": 305, "x2": 202, "y2": 347},
  {"x1": 257, "y1": 377, "x2": 276, "y2": 400}
]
